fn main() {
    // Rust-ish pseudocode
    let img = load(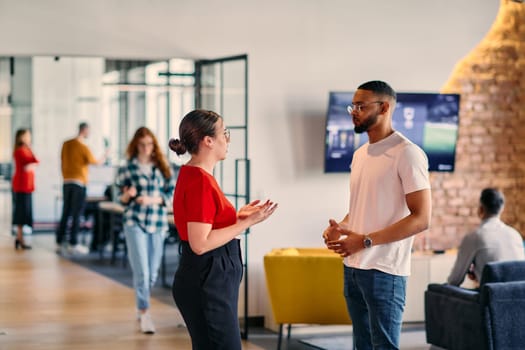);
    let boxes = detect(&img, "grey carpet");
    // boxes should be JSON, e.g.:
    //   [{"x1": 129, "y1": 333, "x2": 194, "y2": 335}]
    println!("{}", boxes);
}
[
  {"x1": 299, "y1": 335, "x2": 353, "y2": 349},
  {"x1": 297, "y1": 326, "x2": 433, "y2": 350}
]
